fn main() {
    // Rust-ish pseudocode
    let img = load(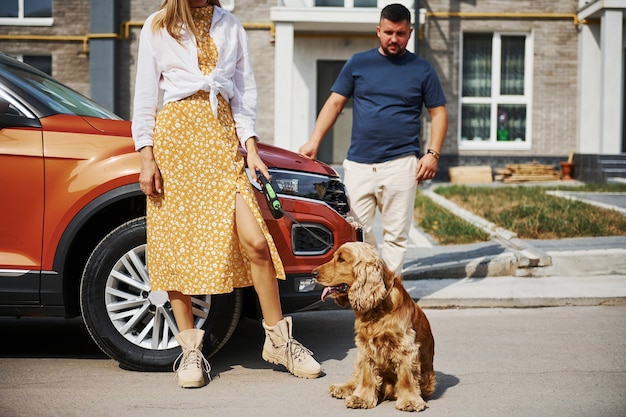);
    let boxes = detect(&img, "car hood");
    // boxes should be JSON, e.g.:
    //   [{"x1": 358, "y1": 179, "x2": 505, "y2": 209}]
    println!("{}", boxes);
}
[
  {"x1": 255, "y1": 143, "x2": 339, "y2": 177},
  {"x1": 81, "y1": 117, "x2": 338, "y2": 177},
  {"x1": 82, "y1": 117, "x2": 132, "y2": 137}
]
